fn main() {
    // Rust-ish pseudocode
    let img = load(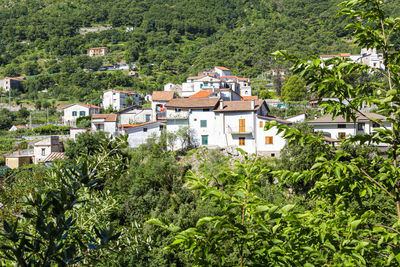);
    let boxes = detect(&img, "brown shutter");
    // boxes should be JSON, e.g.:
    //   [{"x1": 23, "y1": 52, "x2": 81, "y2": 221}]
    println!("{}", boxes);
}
[{"x1": 239, "y1": 119, "x2": 245, "y2": 132}]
